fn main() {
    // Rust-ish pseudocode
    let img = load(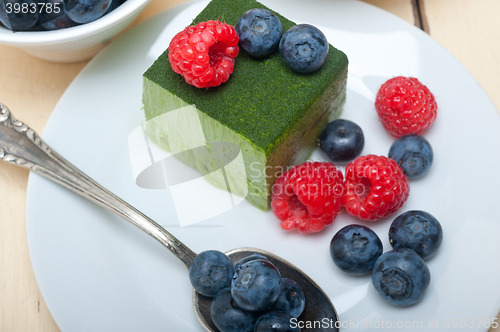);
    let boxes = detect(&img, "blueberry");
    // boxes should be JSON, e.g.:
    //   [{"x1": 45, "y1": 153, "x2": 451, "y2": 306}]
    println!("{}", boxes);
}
[
  {"x1": 0, "y1": 0, "x2": 39, "y2": 31},
  {"x1": 388, "y1": 134, "x2": 433, "y2": 179},
  {"x1": 39, "y1": 0, "x2": 78, "y2": 30},
  {"x1": 270, "y1": 278, "x2": 305, "y2": 318},
  {"x1": 189, "y1": 250, "x2": 233, "y2": 297},
  {"x1": 235, "y1": 8, "x2": 282, "y2": 57},
  {"x1": 254, "y1": 311, "x2": 301, "y2": 332},
  {"x1": 211, "y1": 288, "x2": 258, "y2": 332},
  {"x1": 231, "y1": 259, "x2": 281, "y2": 311},
  {"x1": 63, "y1": 0, "x2": 112, "y2": 24},
  {"x1": 234, "y1": 253, "x2": 268, "y2": 272},
  {"x1": 279, "y1": 24, "x2": 328, "y2": 74},
  {"x1": 319, "y1": 119, "x2": 364, "y2": 163},
  {"x1": 372, "y1": 248, "x2": 431, "y2": 307},
  {"x1": 28, "y1": 24, "x2": 47, "y2": 31},
  {"x1": 389, "y1": 210, "x2": 443, "y2": 260},
  {"x1": 330, "y1": 225, "x2": 383, "y2": 275}
]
